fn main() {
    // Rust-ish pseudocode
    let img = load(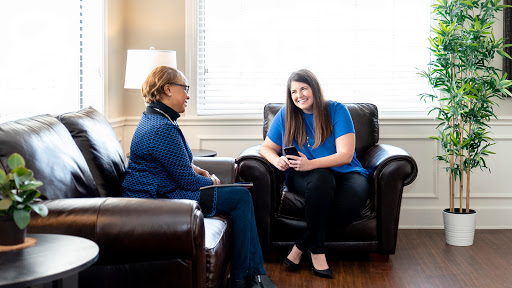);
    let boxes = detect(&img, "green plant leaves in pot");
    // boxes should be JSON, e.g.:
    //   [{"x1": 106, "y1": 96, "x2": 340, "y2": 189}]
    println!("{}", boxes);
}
[{"x1": 0, "y1": 153, "x2": 48, "y2": 229}]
